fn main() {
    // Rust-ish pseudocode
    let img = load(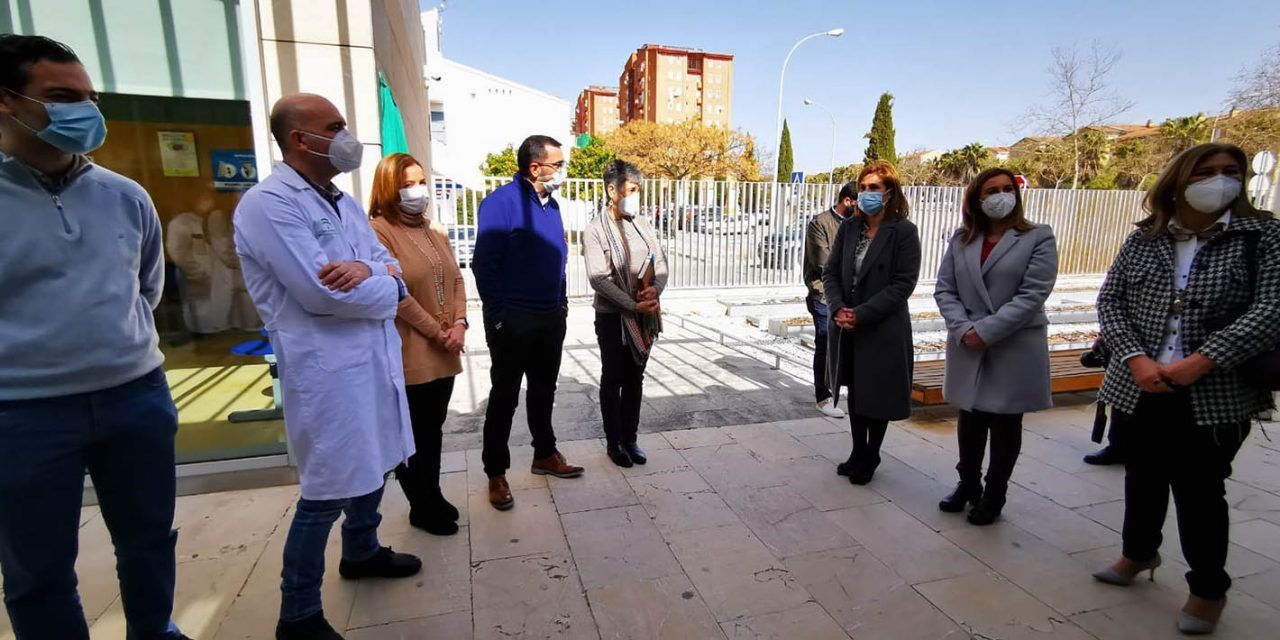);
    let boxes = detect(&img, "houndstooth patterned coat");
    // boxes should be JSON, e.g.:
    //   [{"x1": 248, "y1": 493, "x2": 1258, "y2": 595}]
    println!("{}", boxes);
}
[{"x1": 1097, "y1": 213, "x2": 1280, "y2": 425}]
